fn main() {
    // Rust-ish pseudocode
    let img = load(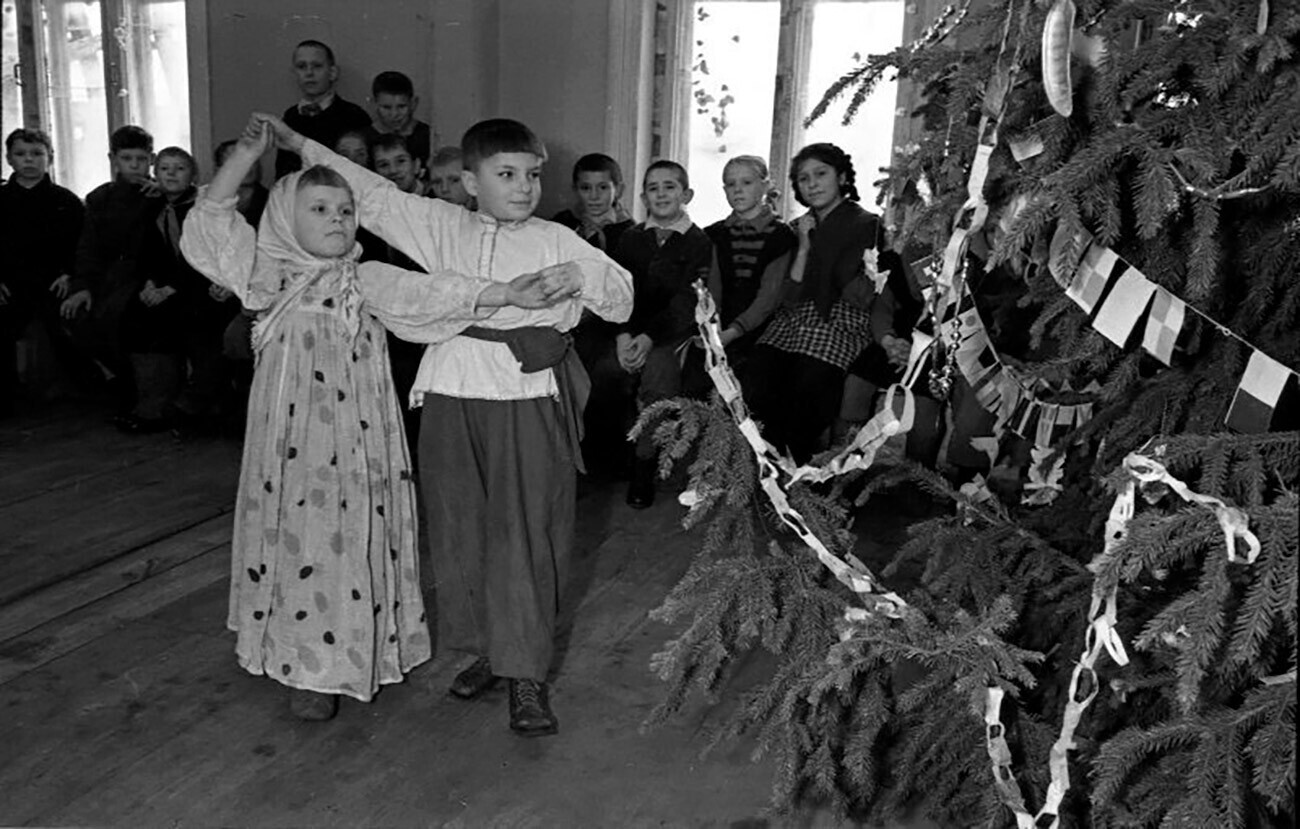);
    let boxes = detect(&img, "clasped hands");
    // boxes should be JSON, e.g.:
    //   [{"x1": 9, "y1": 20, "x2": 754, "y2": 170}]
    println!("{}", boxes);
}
[{"x1": 616, "y1": 332, "x2": 653, "y2": 372}]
